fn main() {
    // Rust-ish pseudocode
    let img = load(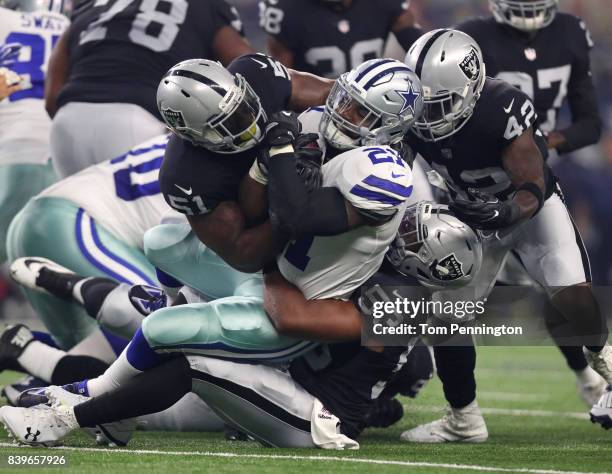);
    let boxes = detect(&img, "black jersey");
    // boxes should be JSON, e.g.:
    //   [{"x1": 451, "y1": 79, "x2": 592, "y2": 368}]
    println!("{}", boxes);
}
[
  {"x1": 456, "y1": 13, "x2": 600, "y2": 150},
  {"x1": 57, "y1": 0, "x2": 244, "y2": 117},
  {"x1": 406, "y1": 78, "x2": 552, "y2": 201},
  {"x1": 159, "y1": 54, "x2": 292, "y2": 215},
  {"x1": 259, "y1": 0, "x2": 406, "y2": 78}
]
